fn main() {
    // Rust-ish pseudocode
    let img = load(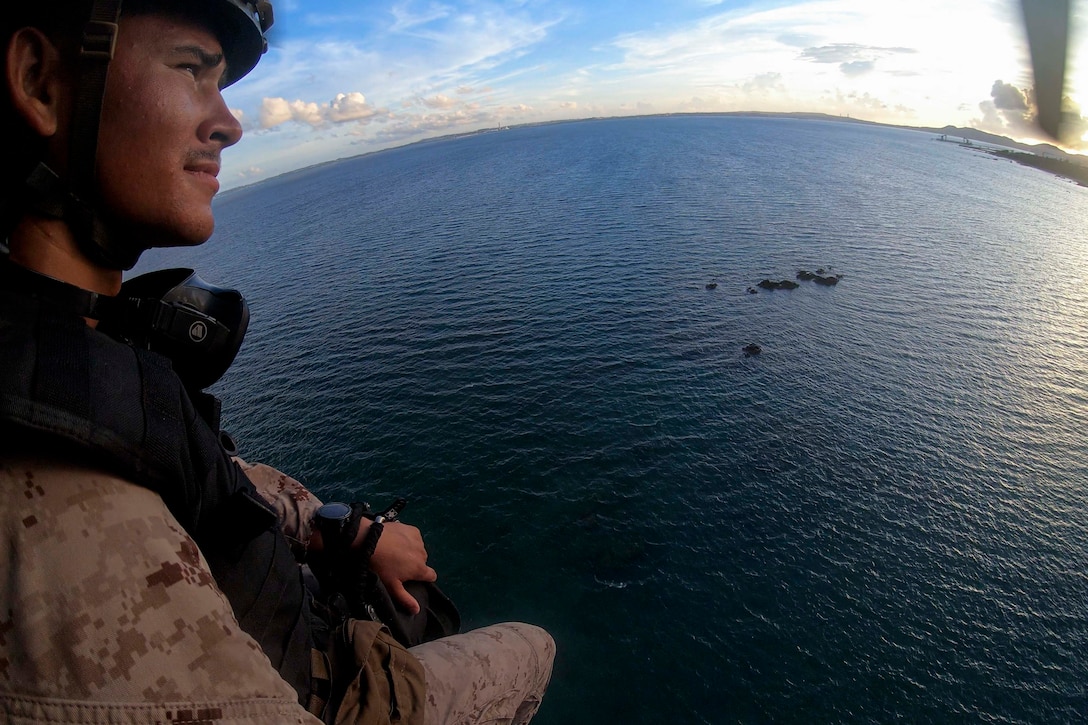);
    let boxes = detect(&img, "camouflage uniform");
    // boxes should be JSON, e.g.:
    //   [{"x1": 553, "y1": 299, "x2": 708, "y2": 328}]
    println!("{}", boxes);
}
[
  {"x1": 0, "y1": 456, "x2": 320, "y2": 724},
  {"x1": 0, "y1": 458, "x2": 554, "y2": 724},
  {"x1": 240, "y1": 460, "x2": 557, "y2": 725},
  {"x1": 236, "y1": 459, "x2": 323, "y2": 560}
]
